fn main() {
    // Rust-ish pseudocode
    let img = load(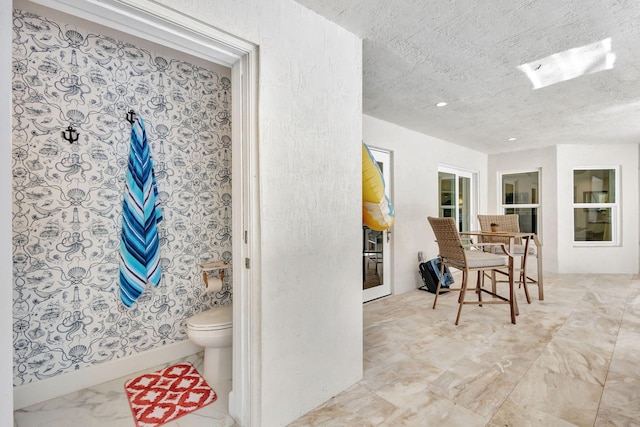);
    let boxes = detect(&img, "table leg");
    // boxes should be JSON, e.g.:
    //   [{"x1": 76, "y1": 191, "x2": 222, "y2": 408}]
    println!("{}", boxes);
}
[
  {"x1": 509, "y1": 253, "x2": 516, "y2": 324},
  {"x1": 535, "y1": 236, "x2": 544, "y2": 300},
  {"x1": 521, "y1": 237, "x2": 532, "y2": 304}
]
